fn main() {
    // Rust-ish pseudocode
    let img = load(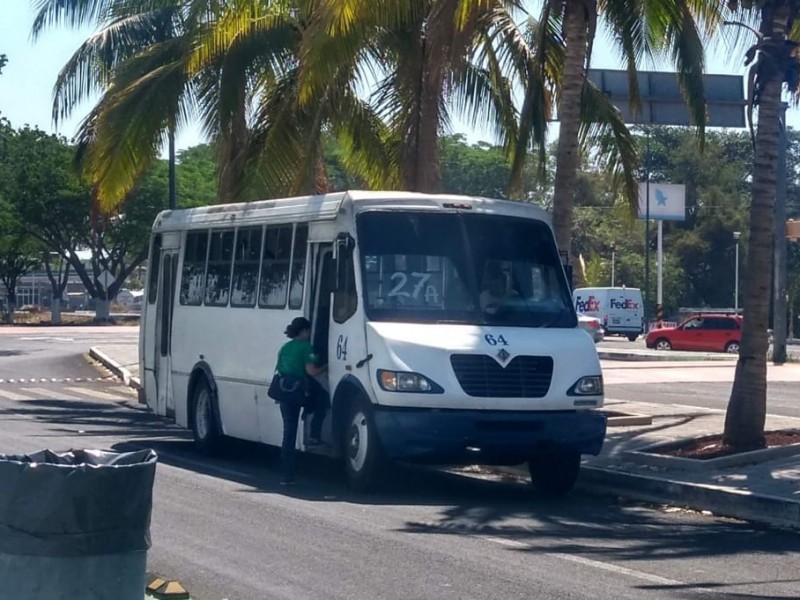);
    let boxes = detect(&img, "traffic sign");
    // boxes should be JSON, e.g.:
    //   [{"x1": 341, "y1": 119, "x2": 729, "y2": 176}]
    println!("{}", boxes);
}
[{"x1": 97, "y1": 270, "x2": 114, "y2": 287}]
